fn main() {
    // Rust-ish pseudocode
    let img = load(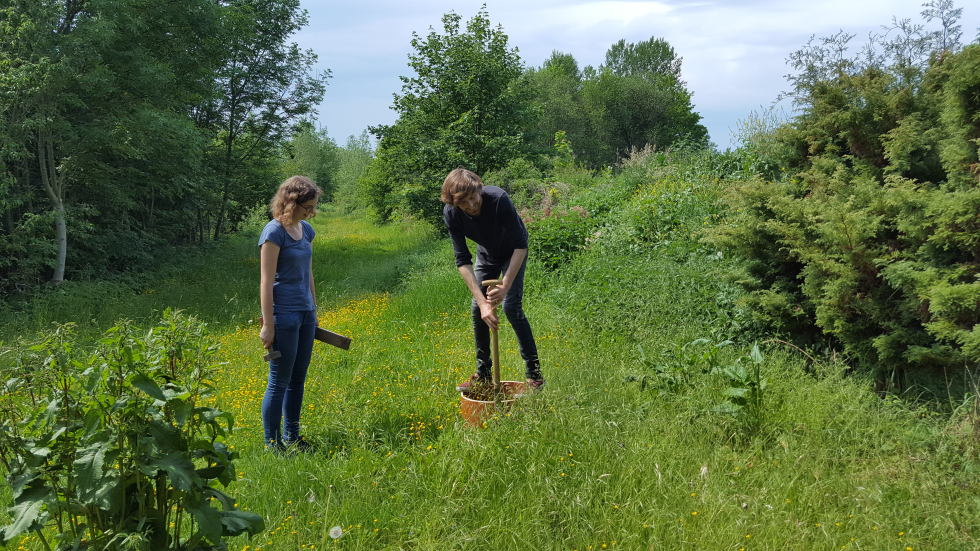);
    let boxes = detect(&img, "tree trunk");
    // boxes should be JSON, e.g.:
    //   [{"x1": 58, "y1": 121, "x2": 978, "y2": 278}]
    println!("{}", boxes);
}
[
  {"x1": 214, "y1": 123, "x2": 236, "y2": 241},
  {"x1": 214, "y1": 177, "x2": 229, "y2": 241},
  {"x1": 2, "y1": 207, "x2": 13, "y2": 235},
  {"x1": 37, "y1": 132, "x2": 66, "y2": 284}
]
